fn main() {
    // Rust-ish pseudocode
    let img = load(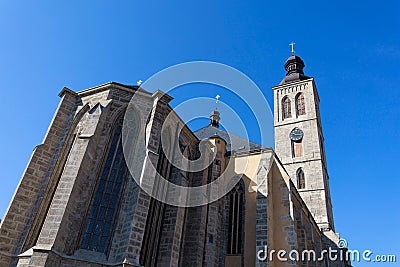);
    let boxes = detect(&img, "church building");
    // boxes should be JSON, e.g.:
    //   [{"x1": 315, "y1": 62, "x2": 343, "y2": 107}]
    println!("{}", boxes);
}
[{"x1": 0, "y1": 54, "x2": 351, "y2": 267}]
